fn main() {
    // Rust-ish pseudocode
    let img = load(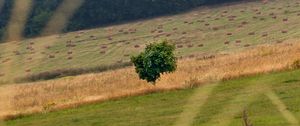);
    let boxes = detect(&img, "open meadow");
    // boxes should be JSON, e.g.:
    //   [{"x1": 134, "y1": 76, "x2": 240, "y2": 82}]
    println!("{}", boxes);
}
[
  {"x1": 0, "y1": 0, "x2": 300, "y2": 83},
  {"x1": 1, "y1": 0, "x2": 300, "y2": 126},
  {"x1": 4, "y1": 68, "x2": 300, "y2": 126}
]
